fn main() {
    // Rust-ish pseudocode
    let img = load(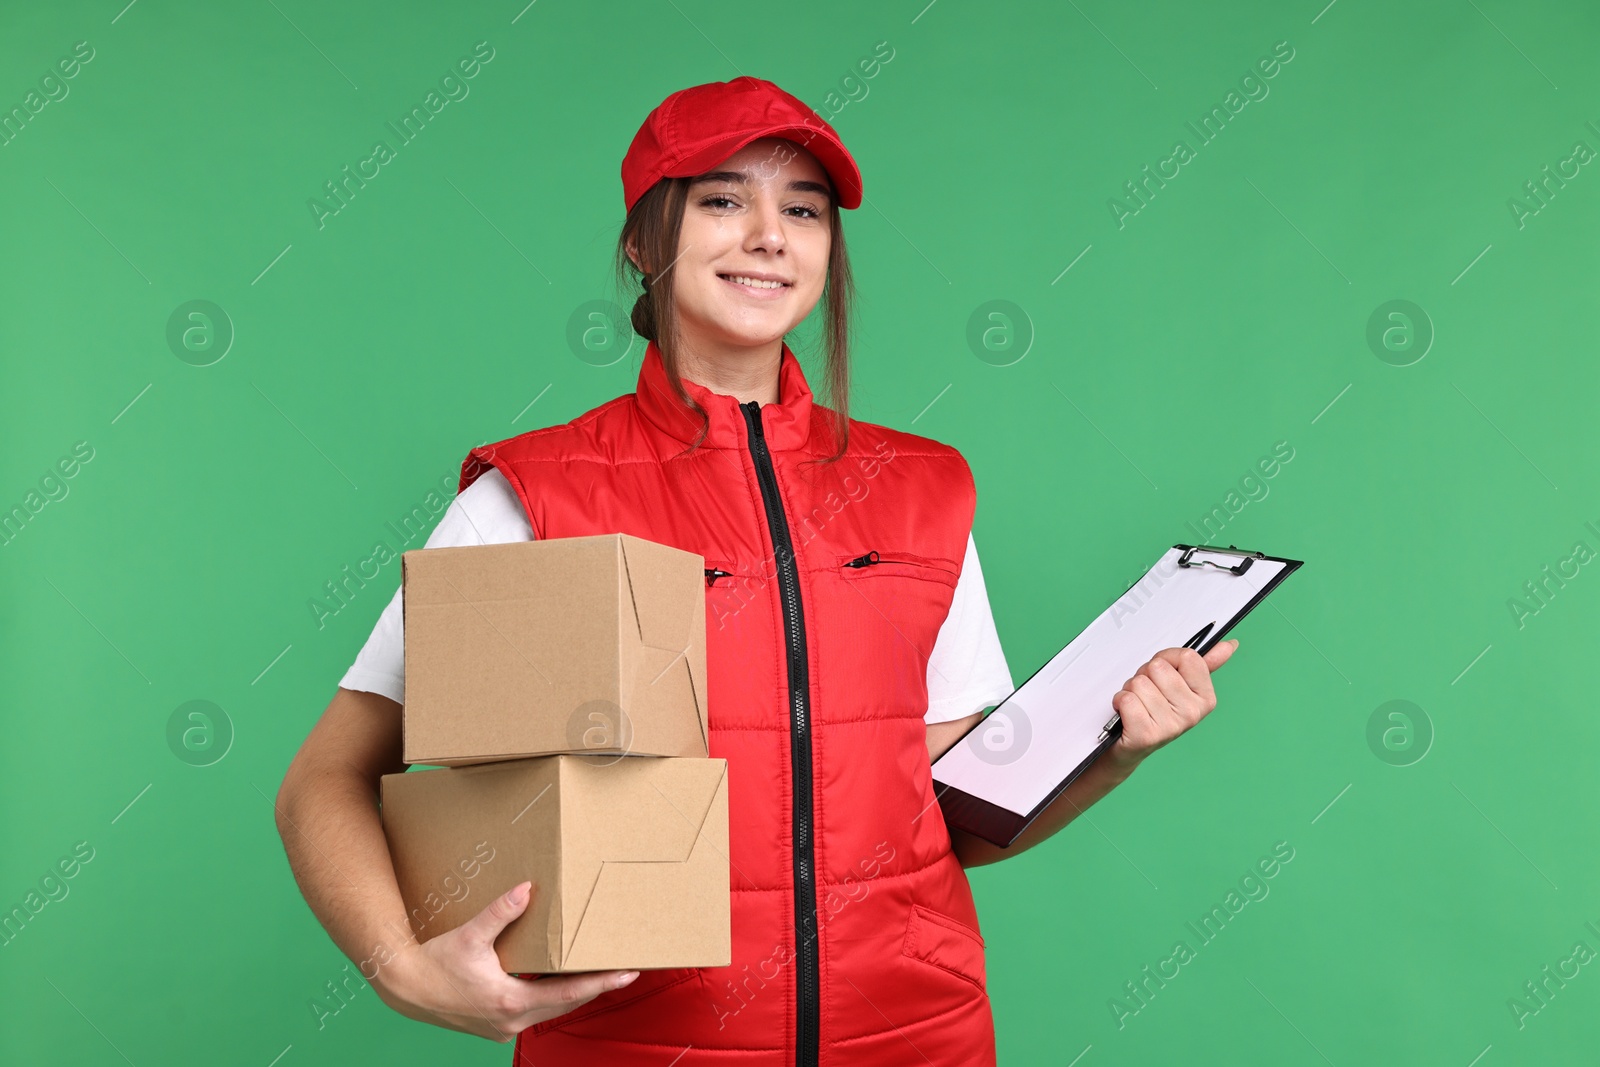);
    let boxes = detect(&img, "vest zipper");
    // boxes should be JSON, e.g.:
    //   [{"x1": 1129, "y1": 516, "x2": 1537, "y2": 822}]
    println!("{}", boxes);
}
[{"x1": 739, "y1": 399, "x2": 820, "y2": 1066}]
